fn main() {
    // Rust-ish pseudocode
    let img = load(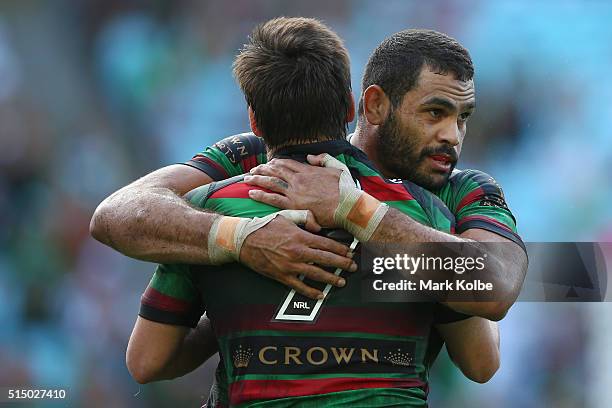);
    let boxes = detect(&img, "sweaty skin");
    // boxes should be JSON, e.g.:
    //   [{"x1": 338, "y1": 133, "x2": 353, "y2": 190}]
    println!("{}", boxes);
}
[
  {"x1": 247, "y1": 67, "x2": 527, "y2": 320},
  {"x1": 92, "y1": 67, "x2": 525, "y2": 313},
  {"x1": 128, "y1": 66, "x2": 513, "y2": 385},
  {"x1": 128, "y1": 151, "x2": 502, "y2": 386},
  {"x1": 356, "y1": 68, "x2": 475, "y2": 191},
  {"x1": 94, "y1": 55, "x2": 511, "y2": 384},
  {"x1": 90, "y1": 165, "x2": 356, "y2": 300}
]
